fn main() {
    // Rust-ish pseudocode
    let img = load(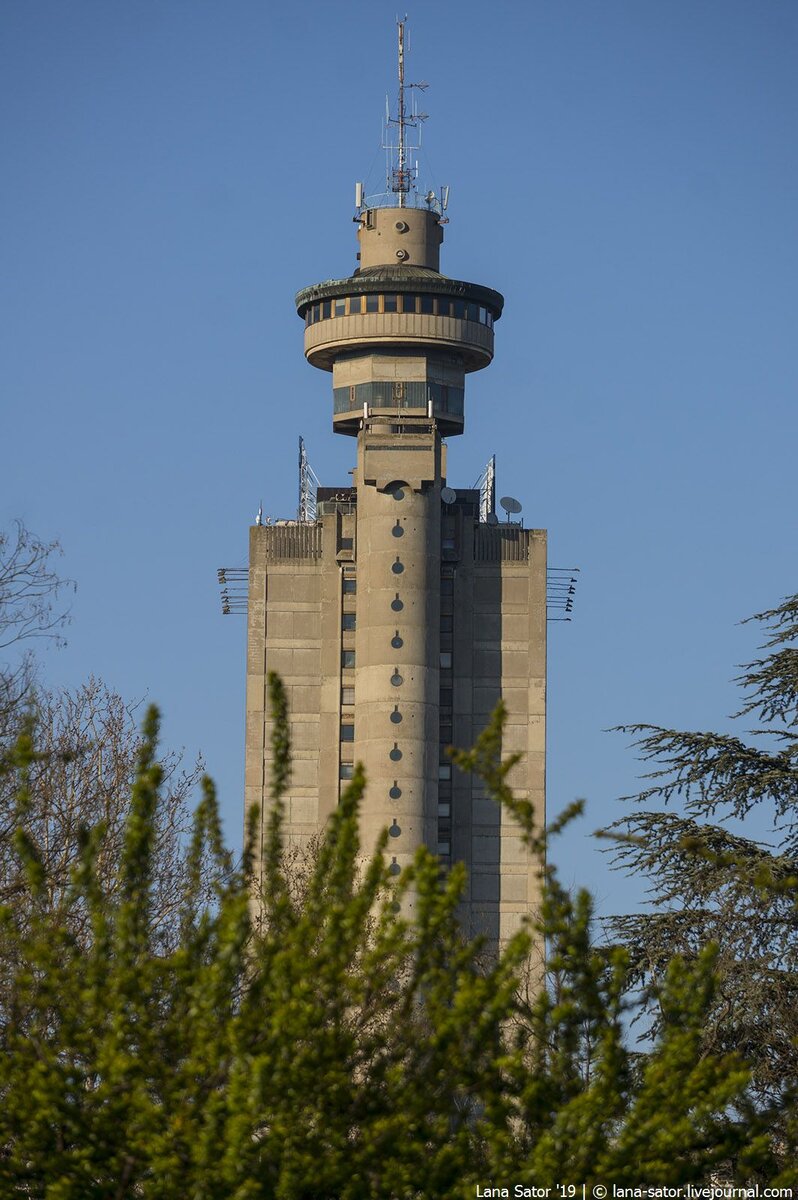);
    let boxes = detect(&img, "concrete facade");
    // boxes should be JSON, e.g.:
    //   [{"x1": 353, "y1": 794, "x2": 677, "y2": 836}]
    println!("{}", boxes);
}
[{"x1": 245, "y1": 201, "x2": 546, "y2": 943}]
